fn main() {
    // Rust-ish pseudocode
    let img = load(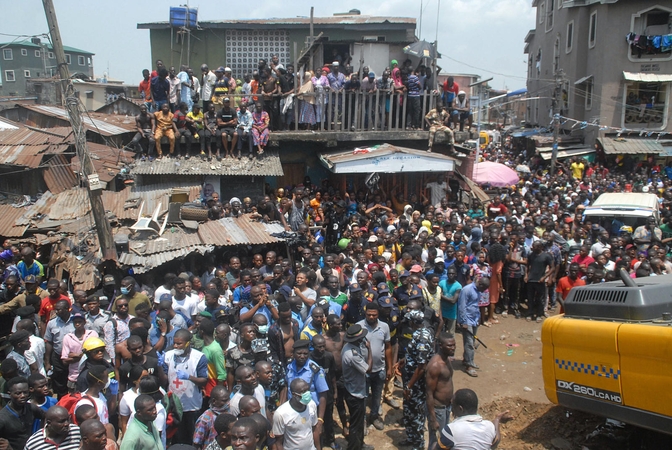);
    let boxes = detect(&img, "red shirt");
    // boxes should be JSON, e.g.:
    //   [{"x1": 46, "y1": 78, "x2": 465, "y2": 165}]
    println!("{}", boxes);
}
[
  {"x1": 443, "y1": 80, "x2": 460, "y2": 96},
  {"x1": 571, "y1": 254, "x2": 594, "y2": 278},
  {"x1": 556, "y1": 276, "x2": 585, "y2": 313},
  {"x1": 139, "y1": 78, "x2": 152, "y2": 101},
  {"x1": 39, "y1": 294, "x2": 71, "y2": 321}
]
